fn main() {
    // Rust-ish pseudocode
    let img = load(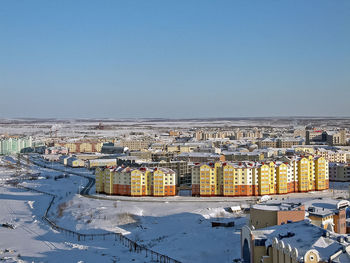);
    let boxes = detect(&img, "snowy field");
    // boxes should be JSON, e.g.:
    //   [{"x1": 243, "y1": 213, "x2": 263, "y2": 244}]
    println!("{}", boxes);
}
[
  {"x1": 1, "y1": 117, "x2": 350, "y2": 138},
  {"x1": 1, "y1": 155, "x2": 350, "y2": 263},
  {"x1": 0, "y1": 157, "x2": 157, "y2": 262}
]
